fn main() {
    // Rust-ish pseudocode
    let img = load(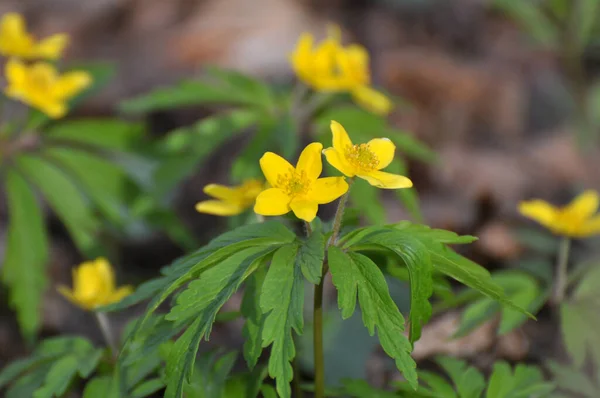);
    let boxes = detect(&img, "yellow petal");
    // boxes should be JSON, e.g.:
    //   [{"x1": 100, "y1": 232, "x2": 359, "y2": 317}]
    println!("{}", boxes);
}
[
  {"x1": 359, "y1": 170, "x2": 413, "y2": 189},
  {"x1": 57, "y1": 285, "x2": 87, "y2": 309},
  {"x1": 254, "y1": 188, "x2": 291, "y2": 216},
  {"x1": 564, "y1": 190, "x2": 599, "y2": 220},
  {"x1": 4, "y1": 58, "x2": 26, "y2": 88},
  {"x1": 291, "y1": 32, "x2": 314, "y2": 74},
  {"x1": 107, "y1": 285, "x2": 134, "y2": 305},
  {"x1": 40, "y1": 101, "x2": 67, "y2": 119},
  {"x1": 580, "y1": 215, "x2": 600, "y2": 236},
  {"x1": 296, "y1": 142, "x2": 323, "y2": 181},
  {"x1": 203, "y1": 184, "x2": 238, "y2": 201},
  {"x1": 290, "y1": 200, "x2": 319, "y2": 222},
  {"x1": 330, "y1": 120, "x2": 353, "y2": 153},
  {"x1": 323, "y1": 147, "x2": 356, "y2": 177},
  {"x1": 33, "y1": 33, "x2": 68, "y2": 59},
  {"x1": 54, "y1": 71, "x2": 92, "y2": 99},
  {"x1": 94, "y1": 257, "x2": 116, "y2": 293},
  {"x1": 337, "y1": 44, "x2": 370, "y2": 86},
  {"x1": 518, "y1": 200, "x2": 558, "y2": 228},
  {"x1": 367, "y1": 138, "x2": 395, "y2": 170},
  {"x1": 351, "y1": 86, "x2": 393, "y2": 115},
  {"x1": 196, "y1": 200, "x2": 244, "y2": 216},
  {"x1": 308, "y1": 177, "x2": 348, "y2": 204},
  {"x1": 259, "y1": 152, "x2": 295, "y2": 188},
  {"x1": 0, "y1": 13, "x2": 33, "y2": 57}
]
